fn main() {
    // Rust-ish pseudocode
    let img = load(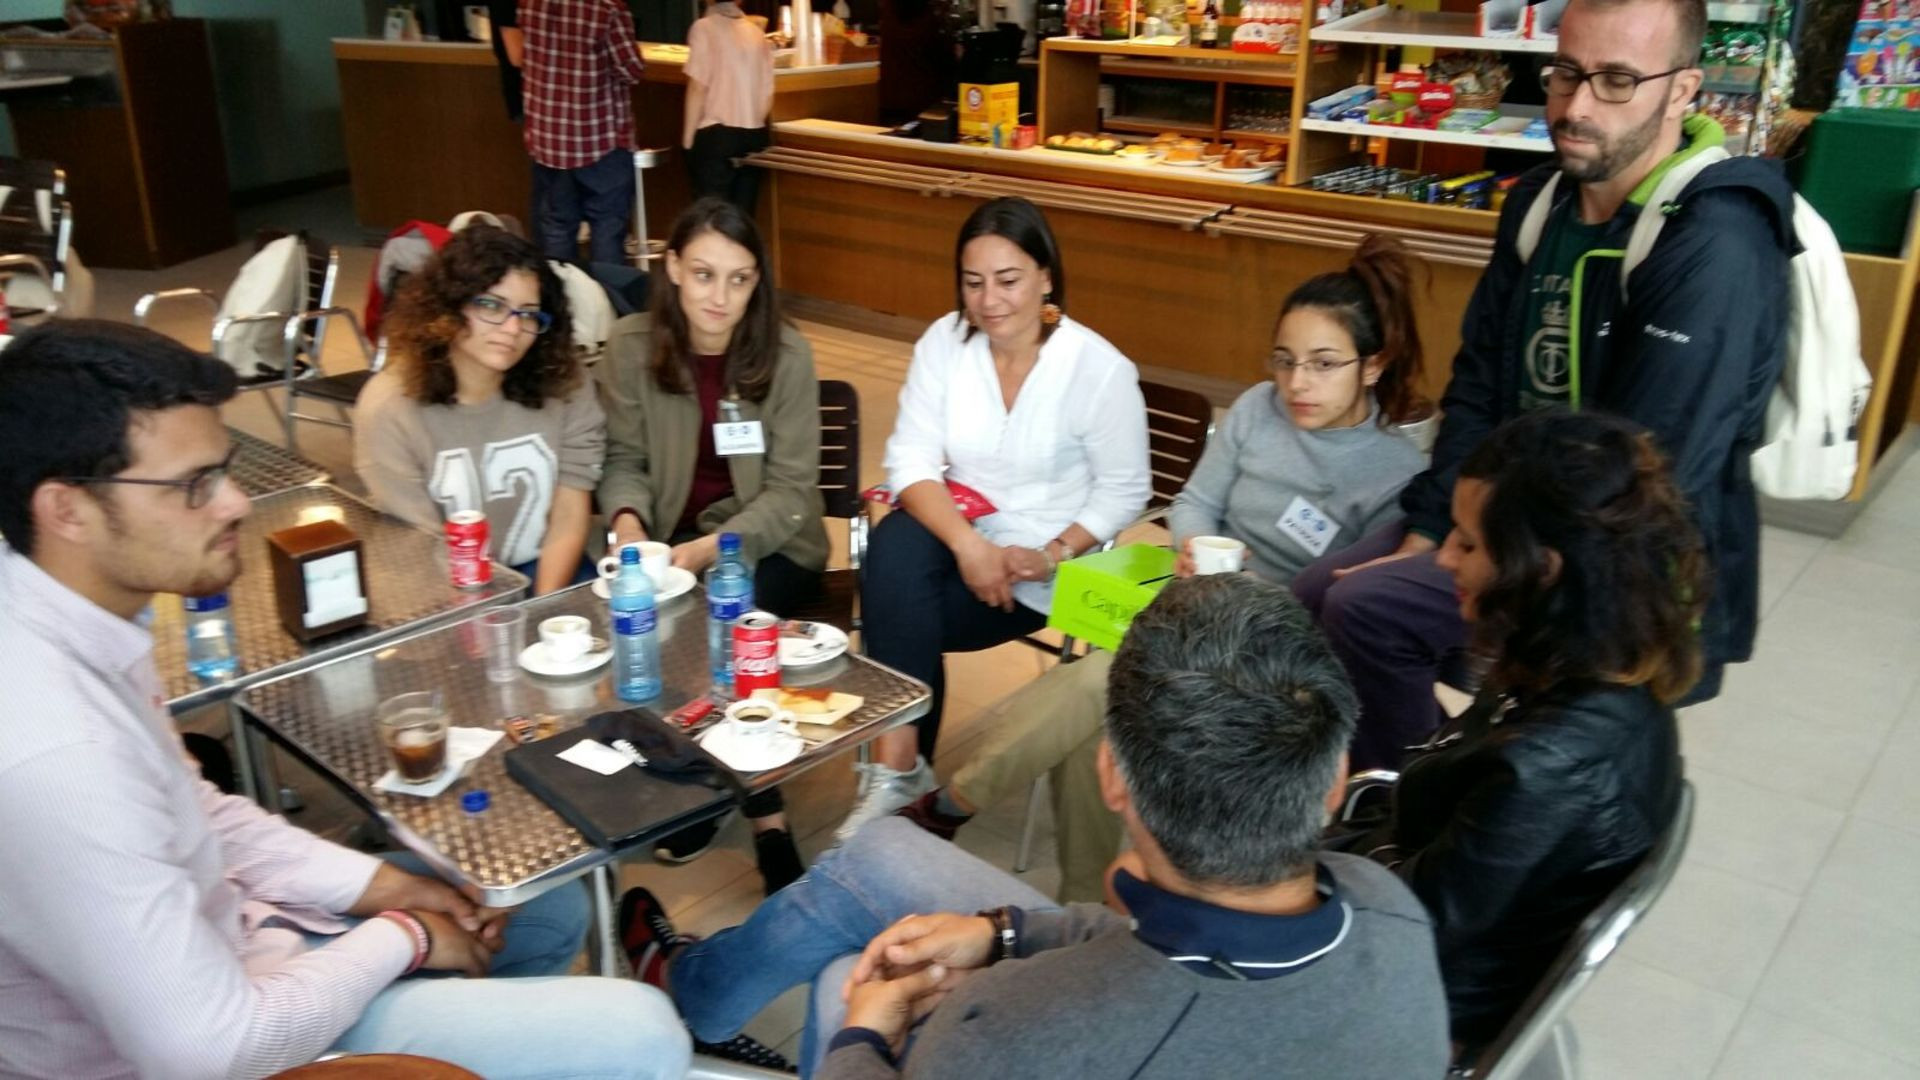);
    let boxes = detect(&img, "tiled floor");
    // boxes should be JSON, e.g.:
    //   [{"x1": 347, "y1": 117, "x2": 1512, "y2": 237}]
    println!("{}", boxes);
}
[{"x1": 96, "y1": 189, "x2": 1920, "y2": 1075}]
